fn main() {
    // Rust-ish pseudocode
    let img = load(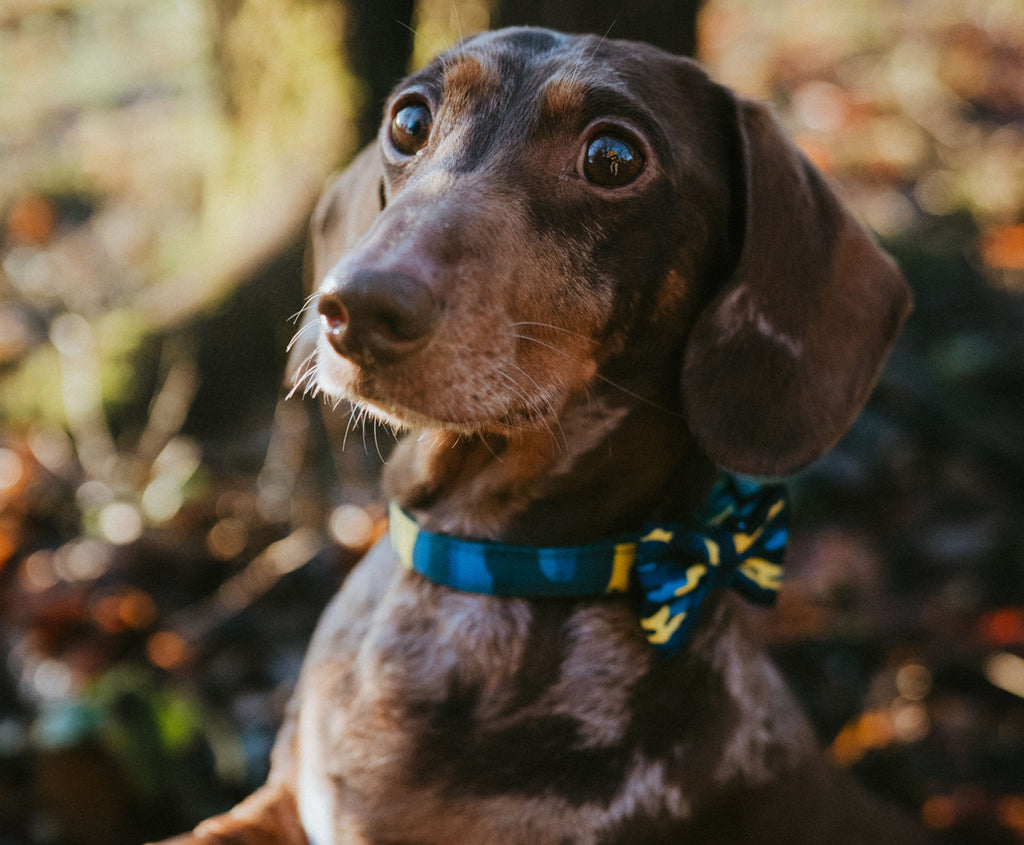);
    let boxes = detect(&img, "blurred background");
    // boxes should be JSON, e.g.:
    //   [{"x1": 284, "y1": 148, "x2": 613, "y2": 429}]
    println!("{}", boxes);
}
[{"x1": 1, "y1": 0, "x2": 1023, "y2": 842}]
